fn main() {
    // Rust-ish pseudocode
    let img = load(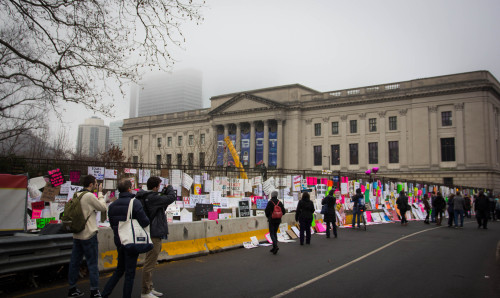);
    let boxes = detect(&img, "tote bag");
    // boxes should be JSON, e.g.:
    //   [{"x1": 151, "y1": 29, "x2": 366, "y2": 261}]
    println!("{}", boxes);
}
[{"x1": 118, "y1": 198, "x2": 153, "y2": 254}]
